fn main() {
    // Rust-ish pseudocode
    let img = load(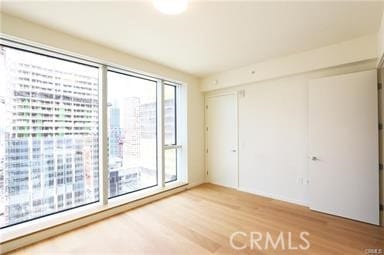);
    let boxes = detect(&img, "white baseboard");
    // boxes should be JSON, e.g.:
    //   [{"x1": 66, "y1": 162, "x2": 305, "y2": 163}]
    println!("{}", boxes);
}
[
  {"x1": 186, "y1": 181, "x2": 205, "y2": 189},
  {"x1": 237, "y1": 187, "x2": 308, "y2": 207}
]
